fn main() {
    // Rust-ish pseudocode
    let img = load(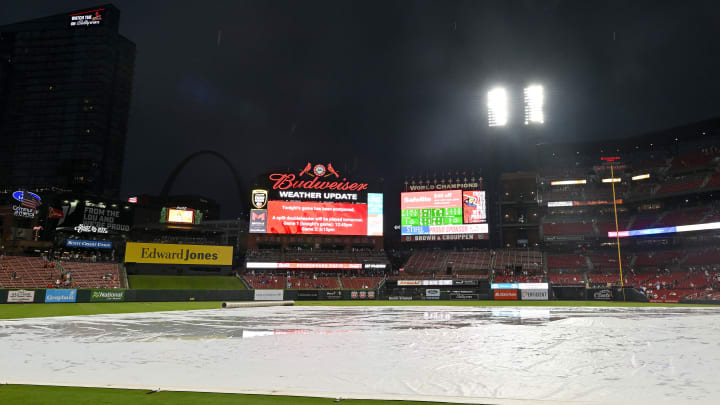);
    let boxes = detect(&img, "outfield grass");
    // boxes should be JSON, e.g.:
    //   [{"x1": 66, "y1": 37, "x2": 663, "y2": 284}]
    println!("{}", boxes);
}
[
  {"x1": 128, "y1": 275, "x2": 247, "y2": 290},
  {"x1": 0, "y1": 301, "x2": 223, "y2": 320},
  {"x1": 0, "y1": 385, "x2": 459, "y2": 405},
  {"x1": 1, "y1": 300, "x2": 712, "y2": 320}
]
